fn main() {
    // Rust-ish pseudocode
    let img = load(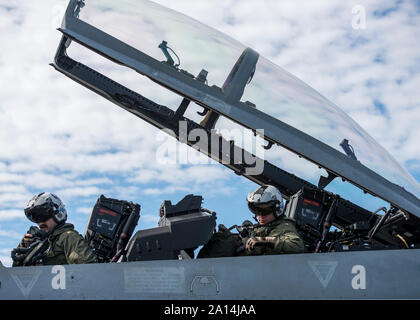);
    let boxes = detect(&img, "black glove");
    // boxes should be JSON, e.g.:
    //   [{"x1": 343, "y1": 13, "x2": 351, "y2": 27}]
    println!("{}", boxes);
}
[
  {"x1": 246, "y1": 237, "x2": 279, "y2": 252},
  {"x1": 19, "y1": 226, "x2": 47, "y2": 247}
]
